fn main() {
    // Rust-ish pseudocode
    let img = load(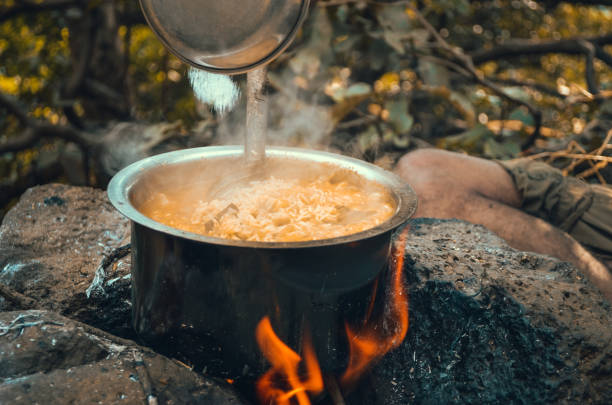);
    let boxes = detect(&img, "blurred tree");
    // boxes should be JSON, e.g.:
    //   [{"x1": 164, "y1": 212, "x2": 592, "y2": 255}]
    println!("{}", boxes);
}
[{"x1": 0, "y1": 0, "x2": 611, "y2": 217}]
